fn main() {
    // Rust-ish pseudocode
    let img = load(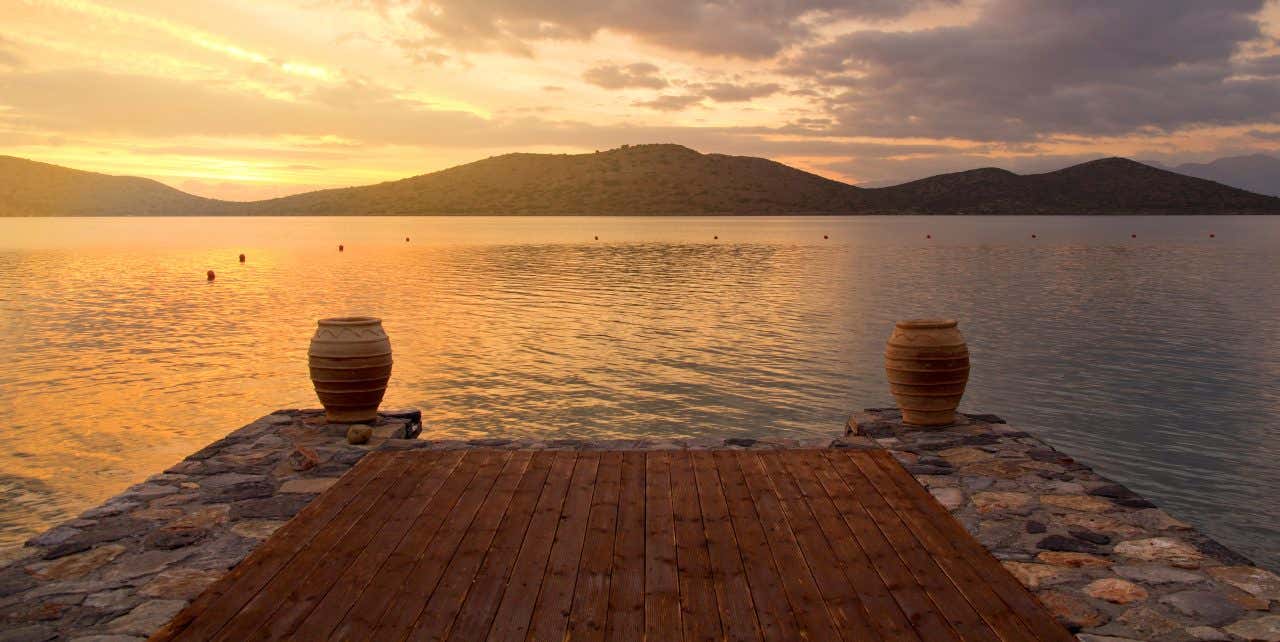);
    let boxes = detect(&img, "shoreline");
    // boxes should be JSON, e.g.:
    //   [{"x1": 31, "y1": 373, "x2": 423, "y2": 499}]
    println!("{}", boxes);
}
[{"x1": 1, "y1": 409, "x2": 1276, "y2": 641}]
